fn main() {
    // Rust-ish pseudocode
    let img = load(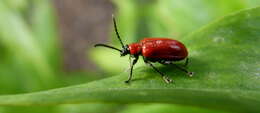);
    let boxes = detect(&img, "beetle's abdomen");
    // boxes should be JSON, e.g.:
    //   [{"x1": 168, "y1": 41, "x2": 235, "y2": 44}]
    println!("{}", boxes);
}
[{"x1": 141, "y1": 38, "x2": 188, "y2": 61}]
